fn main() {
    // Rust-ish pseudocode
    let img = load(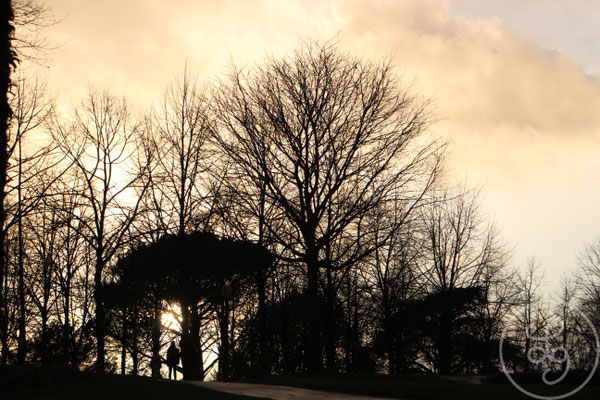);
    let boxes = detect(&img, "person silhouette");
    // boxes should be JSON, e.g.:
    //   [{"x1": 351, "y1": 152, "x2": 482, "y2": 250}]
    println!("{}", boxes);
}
[
  {"x1": 166, "y1": 341, "x2": 180, "y2": 380},
  {"x1": 150, "y1": 352, "x2": 161, "y2": 379}
]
